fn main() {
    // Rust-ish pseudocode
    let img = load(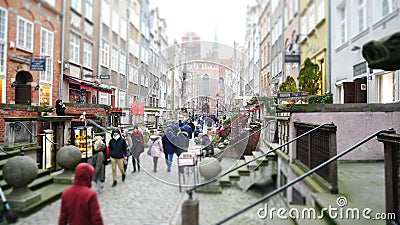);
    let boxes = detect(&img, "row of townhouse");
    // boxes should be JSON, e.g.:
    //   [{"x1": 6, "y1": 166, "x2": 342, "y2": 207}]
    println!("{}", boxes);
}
[
  {"x1": 246, "y1": 0, "x2": 400, "y2": 104},
  {"x1": 0, "y1": 0, "x2": 177, "y2": 119}
]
